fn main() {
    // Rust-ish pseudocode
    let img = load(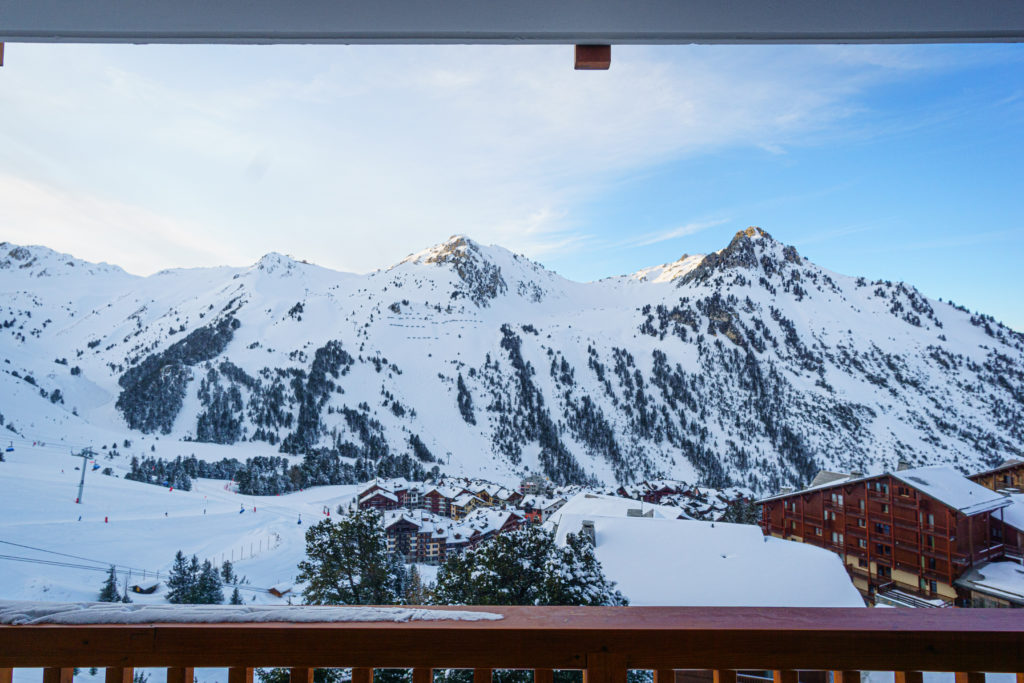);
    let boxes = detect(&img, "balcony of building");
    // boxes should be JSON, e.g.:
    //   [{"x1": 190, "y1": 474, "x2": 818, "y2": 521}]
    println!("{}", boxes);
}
[{"x1": 1, "y1": 604, "x2": 1022, "y2": 683}]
